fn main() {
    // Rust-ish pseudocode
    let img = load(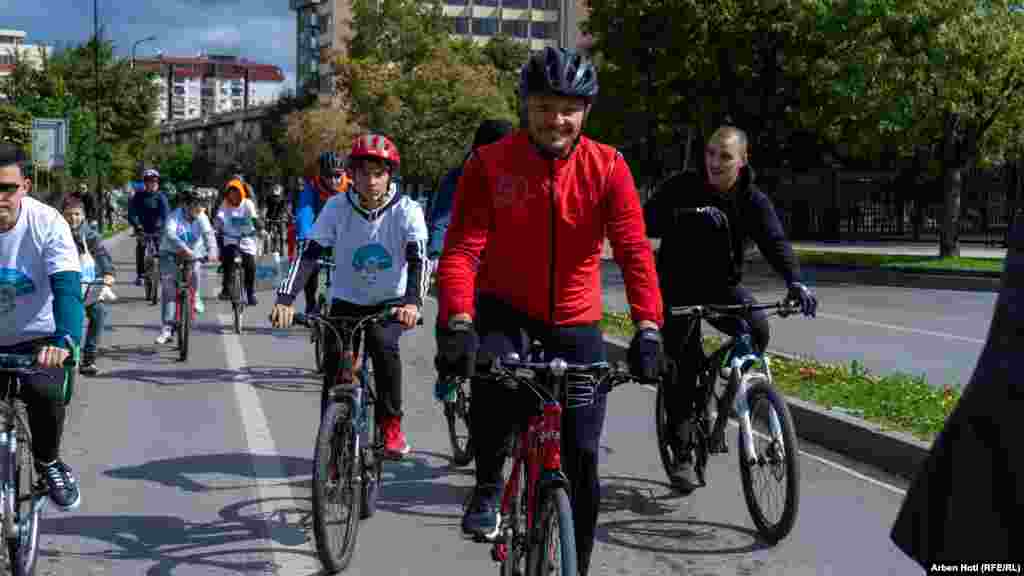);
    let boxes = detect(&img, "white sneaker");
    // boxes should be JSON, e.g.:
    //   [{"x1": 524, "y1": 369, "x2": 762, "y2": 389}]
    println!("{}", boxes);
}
[
  {"x1": 194, "y1": 298, "x2": 205, "y2": 315},
  {"x1": 155, "y1": 326, "x2": 174, "y2": 345}
]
